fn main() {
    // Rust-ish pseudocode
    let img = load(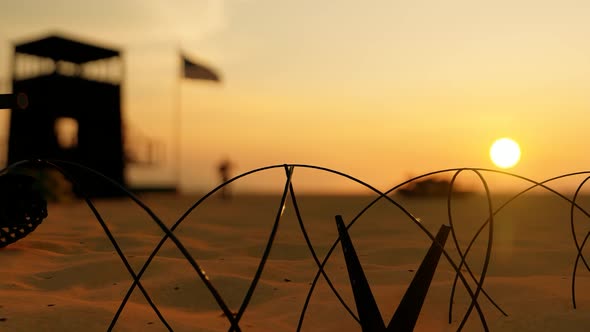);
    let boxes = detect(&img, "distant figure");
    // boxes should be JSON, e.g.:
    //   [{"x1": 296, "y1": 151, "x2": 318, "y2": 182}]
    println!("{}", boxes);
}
[{"x1": 218, "y1": 158, "x2": 233, "y2": 200}]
